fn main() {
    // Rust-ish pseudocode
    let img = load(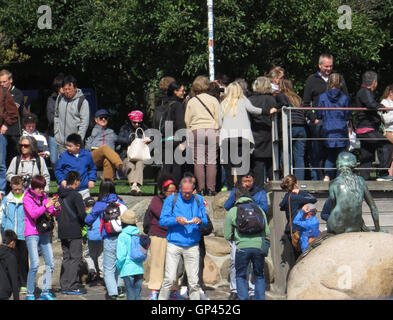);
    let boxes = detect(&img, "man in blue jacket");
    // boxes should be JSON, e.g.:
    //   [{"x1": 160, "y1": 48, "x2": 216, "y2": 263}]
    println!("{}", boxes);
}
[
  {"x1": 224, "y1": 170, "x2": 268, "y2": 300},
  {"x1": 158, "y1": 177, "x2": 208, "y2": 300},
  {"x1": 55, "y1": 133, "x2": 97, "y2": 199}
]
